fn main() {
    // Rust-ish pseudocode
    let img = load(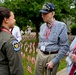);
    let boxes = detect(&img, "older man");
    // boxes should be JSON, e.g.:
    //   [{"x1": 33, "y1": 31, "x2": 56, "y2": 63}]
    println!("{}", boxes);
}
[{"x1": 35, "y1": 2, "x2": 69, "y2": 75}]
